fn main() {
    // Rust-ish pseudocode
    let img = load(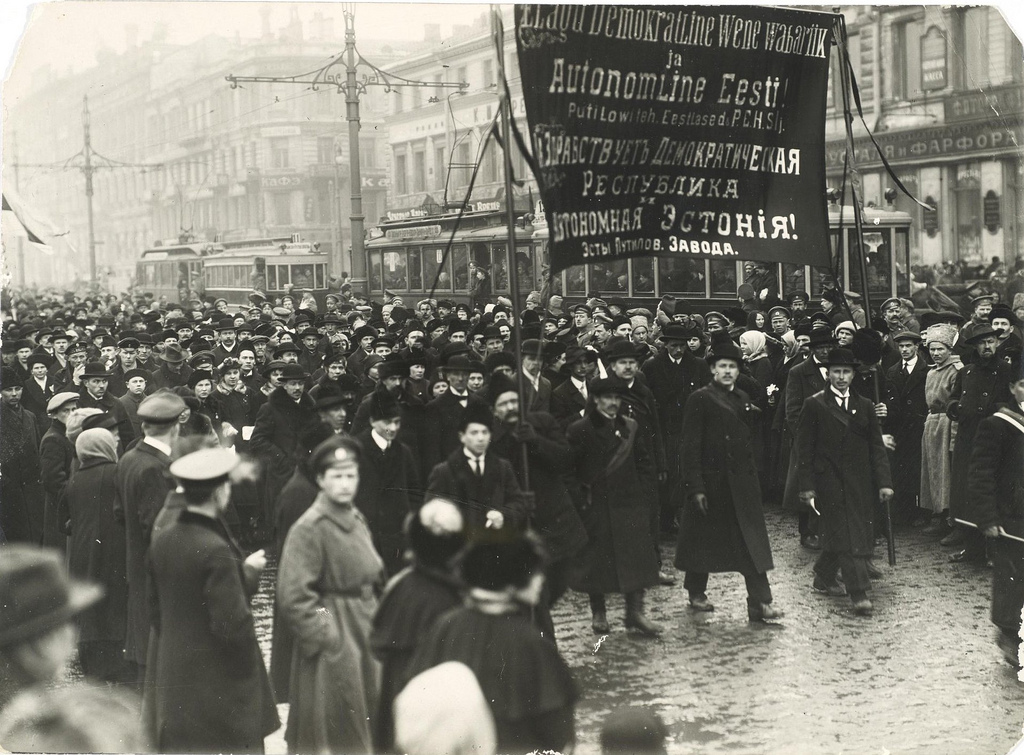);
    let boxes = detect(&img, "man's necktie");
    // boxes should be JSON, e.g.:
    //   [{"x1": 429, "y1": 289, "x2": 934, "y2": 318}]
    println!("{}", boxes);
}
[
  {"x1": 473, "y1": 457, "x2": 482, "y2": 476},
  {"x1": 904, "y1": 361, "x2": 911, "y2": 375}
]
